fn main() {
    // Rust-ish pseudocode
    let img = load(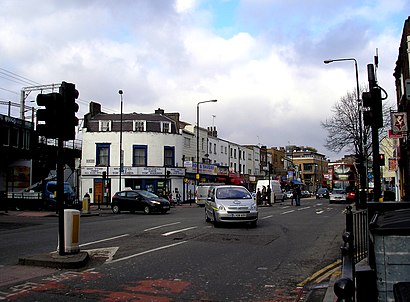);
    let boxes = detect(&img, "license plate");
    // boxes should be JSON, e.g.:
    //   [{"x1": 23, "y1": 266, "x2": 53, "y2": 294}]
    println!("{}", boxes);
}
[
  {"x1": 232, "y1": 213, "x2": 246, "y2": 217},
  {"x1": 163, "y1": 206, "x2": 170, "y2": 209}
]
